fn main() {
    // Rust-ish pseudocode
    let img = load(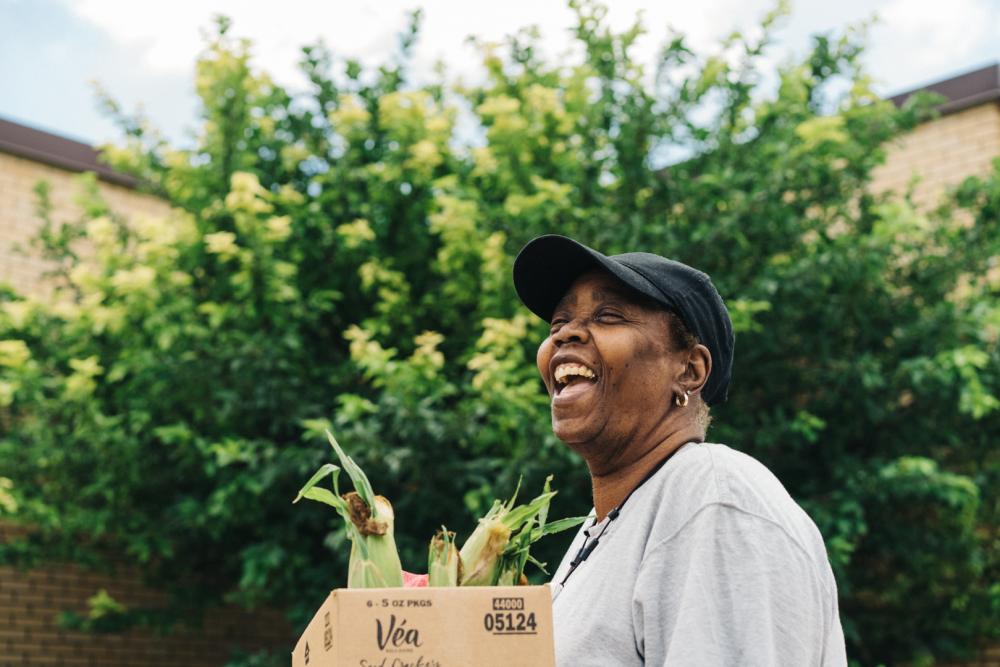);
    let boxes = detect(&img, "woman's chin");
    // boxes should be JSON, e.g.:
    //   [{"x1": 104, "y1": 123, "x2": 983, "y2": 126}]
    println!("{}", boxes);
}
[{"x1": 552, "y1": 416, "x2": 603, "y2": 448}]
